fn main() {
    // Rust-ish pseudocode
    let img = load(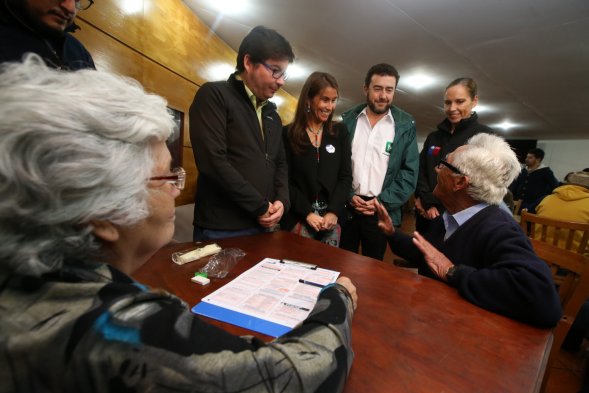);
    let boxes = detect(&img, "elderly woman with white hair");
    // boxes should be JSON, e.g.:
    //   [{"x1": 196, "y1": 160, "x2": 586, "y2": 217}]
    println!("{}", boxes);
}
[
  {"x1": 376, "y1": 133, "x2": 562, "y2": 328},
  {"x1": 0, "y1": 55, "x2": 357, "y2": 393}
]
